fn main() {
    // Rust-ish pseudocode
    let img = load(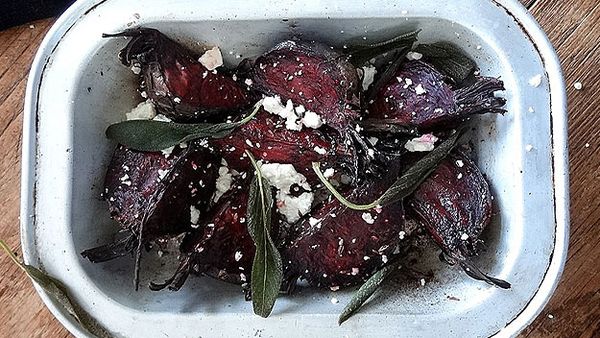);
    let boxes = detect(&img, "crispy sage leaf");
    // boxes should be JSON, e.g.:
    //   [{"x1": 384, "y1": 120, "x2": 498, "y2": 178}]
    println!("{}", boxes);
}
[
  {"x1": 414, "y1": 42, "x2": 476, "y2": 84},
  {"x1": 313, "y1": 129, "x2": 463, "y2": 210},
  {"x1": 339, "y1": 261, "x2": 402, "y2": 325},
  {"x1": 0, "y1": 240, "x2": 111, "y2": 338},
  {"x1": 106, "y1": 101, "x2": 261, "y2": 152},
  {"x1": 348, "y1": 30, "x2": 420, "y2": 67},
  {"x1": 245, "y1": 151, "x2": 283, "y2": 318}
]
